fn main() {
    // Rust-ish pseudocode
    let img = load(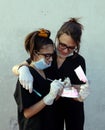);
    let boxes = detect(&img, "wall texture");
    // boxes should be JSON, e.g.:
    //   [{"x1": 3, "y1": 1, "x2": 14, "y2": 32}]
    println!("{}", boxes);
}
[{"x1": 0, "y1": 0, "x2": 105, "y2": 130}]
